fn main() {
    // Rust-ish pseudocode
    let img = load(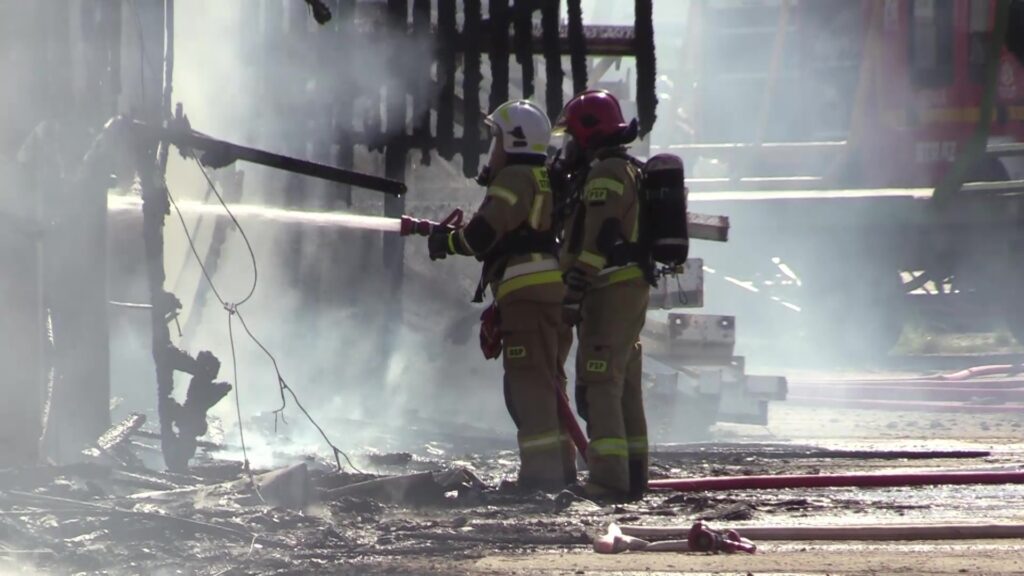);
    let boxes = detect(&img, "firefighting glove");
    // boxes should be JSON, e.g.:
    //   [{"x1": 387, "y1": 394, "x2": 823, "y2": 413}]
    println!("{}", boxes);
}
[{"x1": 428, "y1": 230, "x2": 455, "y2": 261}]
